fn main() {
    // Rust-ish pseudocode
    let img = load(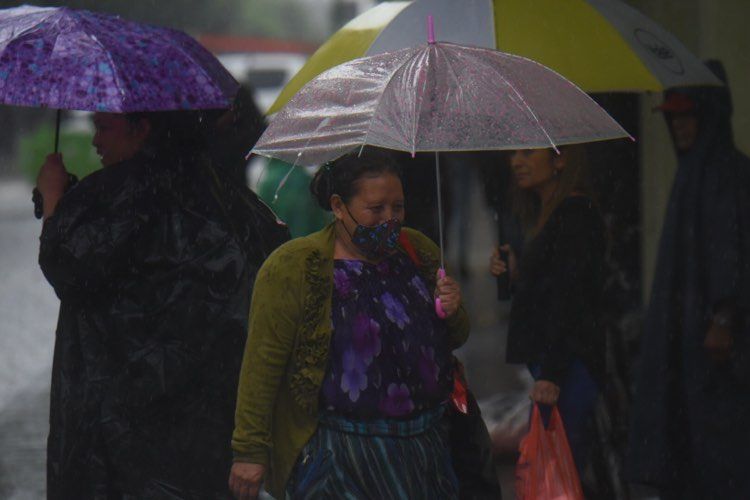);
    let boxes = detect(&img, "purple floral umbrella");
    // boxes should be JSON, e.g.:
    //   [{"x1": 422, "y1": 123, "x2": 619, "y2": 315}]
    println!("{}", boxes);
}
[
  {"x1": 0, "y1": 5, "x2": 238, "y2": 113},
  {"x1": 253, "y1": 17, "x2": 632, "y2": 317},
  {"x1": 0, "y1": 5, "x2": 239, "y2": 217}
]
